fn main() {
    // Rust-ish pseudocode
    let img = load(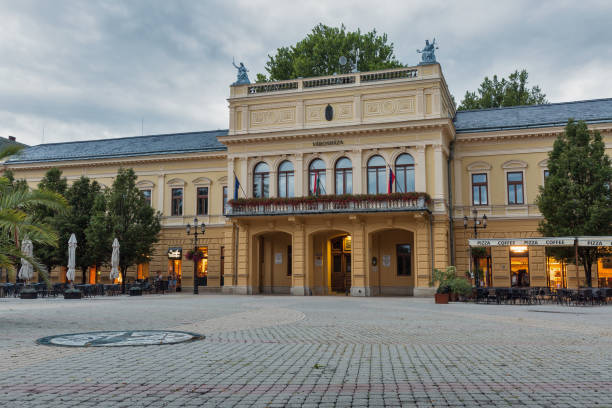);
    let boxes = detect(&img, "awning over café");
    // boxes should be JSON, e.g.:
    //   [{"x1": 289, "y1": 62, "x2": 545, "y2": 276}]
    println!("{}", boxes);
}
[{"x1": 468, "y1": 237, "x2": 612, "y2": 247}]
